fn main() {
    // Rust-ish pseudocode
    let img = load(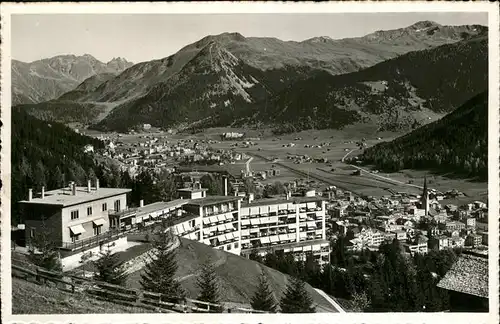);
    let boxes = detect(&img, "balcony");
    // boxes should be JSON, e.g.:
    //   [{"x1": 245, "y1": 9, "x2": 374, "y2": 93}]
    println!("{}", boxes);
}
[{"x1": 61, "y1": 229, "x2": 124, "y2": 252}]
